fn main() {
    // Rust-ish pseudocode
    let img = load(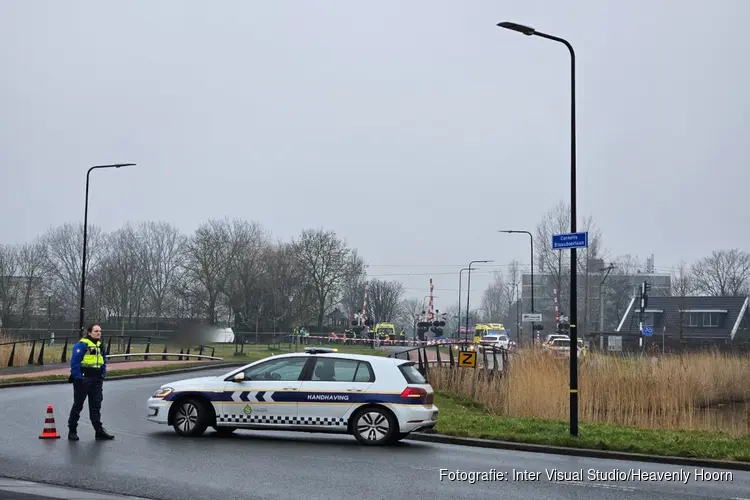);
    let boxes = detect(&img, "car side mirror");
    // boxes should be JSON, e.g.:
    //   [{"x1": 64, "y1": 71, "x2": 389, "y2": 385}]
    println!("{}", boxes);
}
[{"x1": 232, "y1": 373, "x2": 245, "y2": 382}]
